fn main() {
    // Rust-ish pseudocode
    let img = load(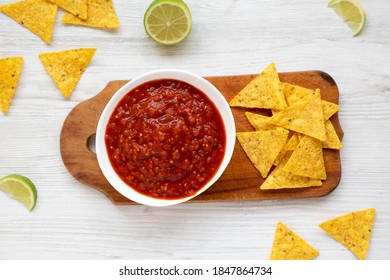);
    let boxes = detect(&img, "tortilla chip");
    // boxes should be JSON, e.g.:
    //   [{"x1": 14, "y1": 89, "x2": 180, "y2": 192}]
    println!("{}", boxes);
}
[
  {"x1": 285, "y1": 132, "x2": 300, "y2": 151},
  {"x1": 261, "y1": 152, "x2": 323, "y2": 190},
  {"x1": 39, "y1": 48, "x2": 96, "y2": 98},
  {"x1": 322, "y1": 100, "x2": 339, "y2": 121},
  {"x1": 270, "y1": 222, "x2": 319, "y2": 260},
  {"x1": 49, "y1": 0, "x2": 88, "y2": 20},
  {"x1": 61, "y1": 0, "x2": 119, "y2": 29},
  {"x1": 229, "y1": 63, "x2": 287, "y2": 110},
  {"x1": 245, "y1": 112, "x2": 277, "y2": 131},
  {"x1": 319, "y1": 208, "x2": 375, "y2": 260},
  {"x1": 236, "y1": 129, "x2": 289, "y2": 178},
  {"x1": 322, "y1": 120, "x2": 342, "y2": 150},
  {"x1": 0, "y1": 0, "x2": 58, "y2": 44},
  {"x1": 0, "y1": 57, "x2": 24, "y2": 115},
  {"x1": 283, "y1": 135, "x2": 327, "y2": 180},
  {"x1": 273, "y1": 147, "x2": 287, "y2": 166},
  {"x1": 268, "y1": 89, "x2": 326, "y2": 141},
  {"x1": 282, "y1": 82, "x2": 314, "y2": 105}
]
